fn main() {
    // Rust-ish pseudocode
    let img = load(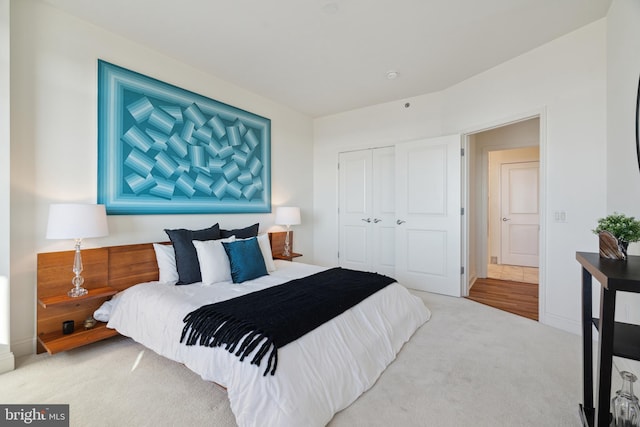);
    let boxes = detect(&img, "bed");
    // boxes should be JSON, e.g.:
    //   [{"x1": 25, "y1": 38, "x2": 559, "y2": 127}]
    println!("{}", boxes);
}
[{"x1": 42, "y1": 226, "x2": 430, "y2": 426}]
